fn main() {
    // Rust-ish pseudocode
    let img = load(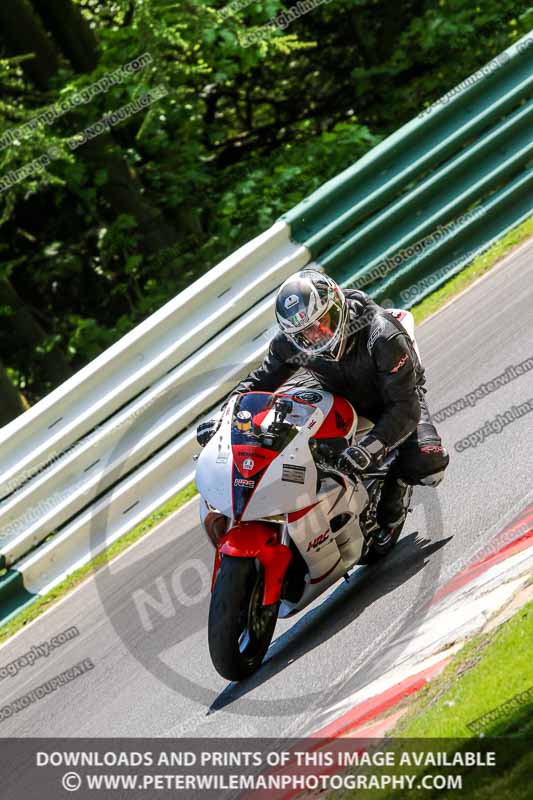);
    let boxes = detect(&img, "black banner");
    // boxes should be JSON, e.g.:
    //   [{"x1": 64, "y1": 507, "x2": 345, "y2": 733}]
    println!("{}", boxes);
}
[{"x1": 0, "y1": 737, "x2": 530, "y2": 799}]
